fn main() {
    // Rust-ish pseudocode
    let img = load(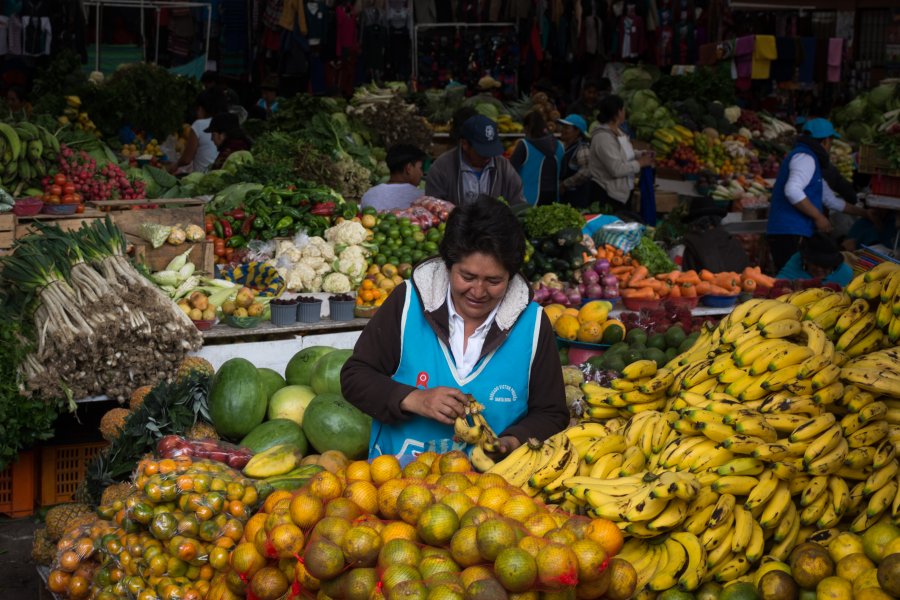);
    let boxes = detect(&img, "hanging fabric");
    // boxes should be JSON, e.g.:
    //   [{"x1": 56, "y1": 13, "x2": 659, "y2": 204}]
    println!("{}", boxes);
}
[
  {"x1": 798, "y1": 37, "x2": 815, "y2": 84},
  {"x1": 751, "y1": 34, "x2": 776, "y2": 80},
  {"x1": 732, "y1": 35, "x2": 753, "y2": 91},
  {"x1": 827, "y1": 37, "x2": 843, "y2": 83}
]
